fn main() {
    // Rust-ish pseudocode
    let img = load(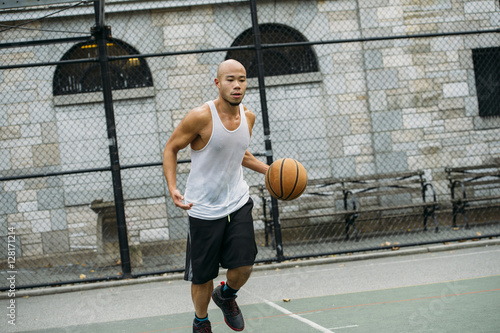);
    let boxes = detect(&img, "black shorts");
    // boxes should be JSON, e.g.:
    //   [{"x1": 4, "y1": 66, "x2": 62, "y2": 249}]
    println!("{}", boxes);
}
[{"x1": 184, "y1": 198, "x2": 258, "y2": 285}]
